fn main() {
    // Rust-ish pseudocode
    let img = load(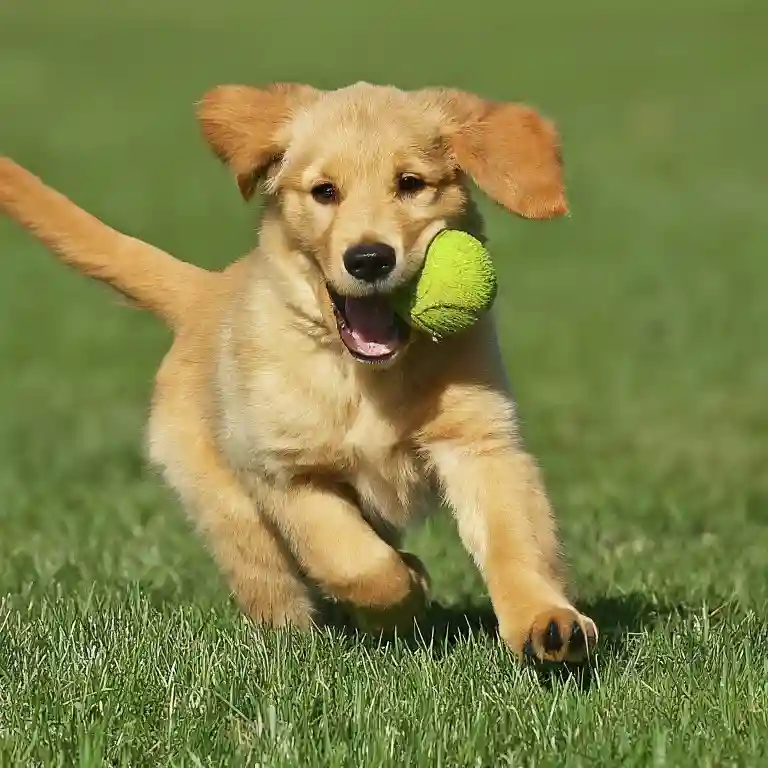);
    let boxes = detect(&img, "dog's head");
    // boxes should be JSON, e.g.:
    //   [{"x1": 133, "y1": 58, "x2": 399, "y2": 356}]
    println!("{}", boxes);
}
[{"x1": 197, "y1": 82, "x2": 567, "y2": 365}]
